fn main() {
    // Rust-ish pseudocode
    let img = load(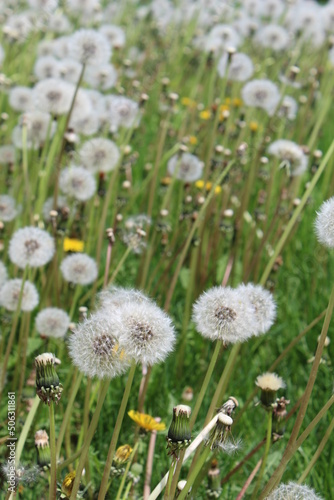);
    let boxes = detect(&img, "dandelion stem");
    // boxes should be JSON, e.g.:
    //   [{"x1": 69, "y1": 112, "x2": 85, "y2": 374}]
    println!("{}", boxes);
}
[
  {"x1": 251, "y1": 410, "x2": 273, "y2": 500},
  {"x1": 15, "y1": 396, "x2": 40, "y2": 467},
  {"x1": 70, "y1": 379, "x2": 110, "y2": 500},
  {"x1": 236, "y1": 458, "x2": 262, "y2": 500},
  {"x1": 189, "y1": 340, "x2": 222, "y2": 430},
  {"x1": 164, "y1": 459, "x2": 177, "y2": 499},
  {"x1": 177, "y1": 445, "x2": 211, "y2": 500},
  {"x1": 49, "y1": 401, "x2": 57, "y2": 500},
  {"x1": 260, "y1": 284, "x2": 334, "y2": 498},
  {"x1": 98, "y1": 361, "x2": 137, "y2": 500}
]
